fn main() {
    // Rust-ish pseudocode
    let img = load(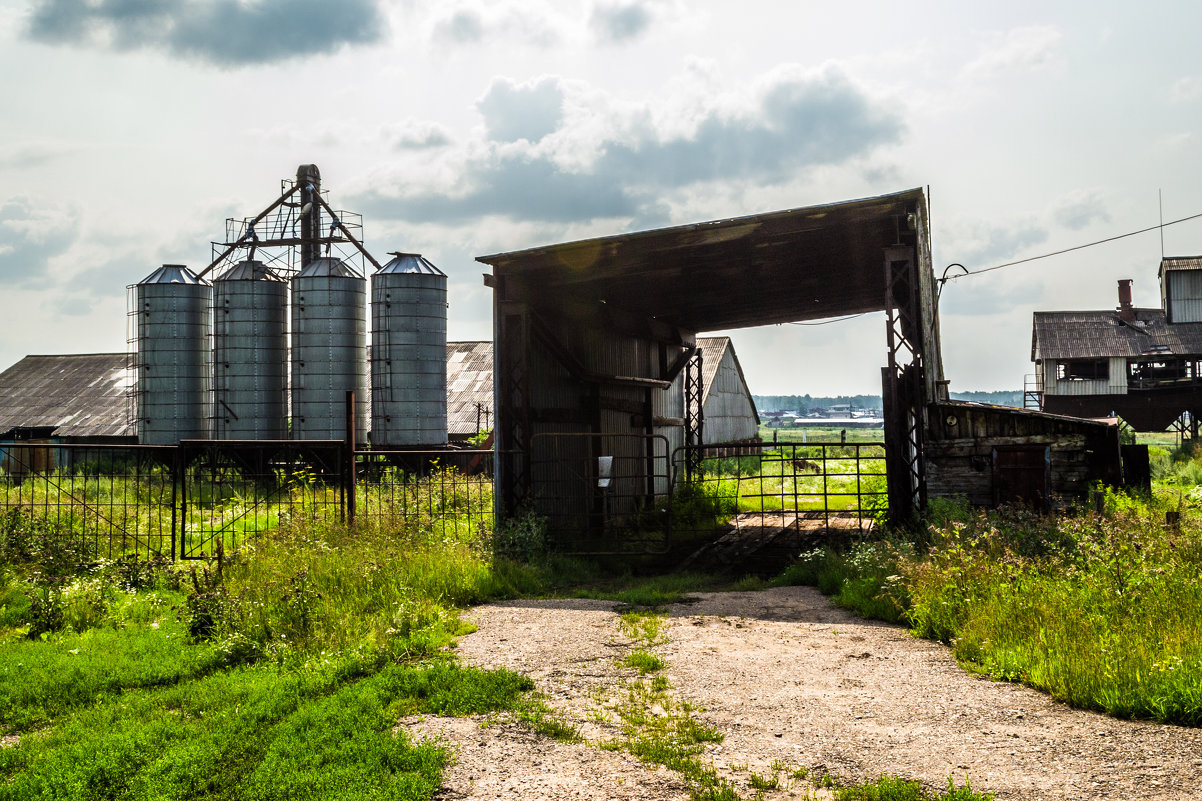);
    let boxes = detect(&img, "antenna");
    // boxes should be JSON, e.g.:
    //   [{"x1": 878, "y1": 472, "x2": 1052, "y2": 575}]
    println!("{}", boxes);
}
[{"x1": 1159, "y1": 188, "x2": 1165, "y2": 259}]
